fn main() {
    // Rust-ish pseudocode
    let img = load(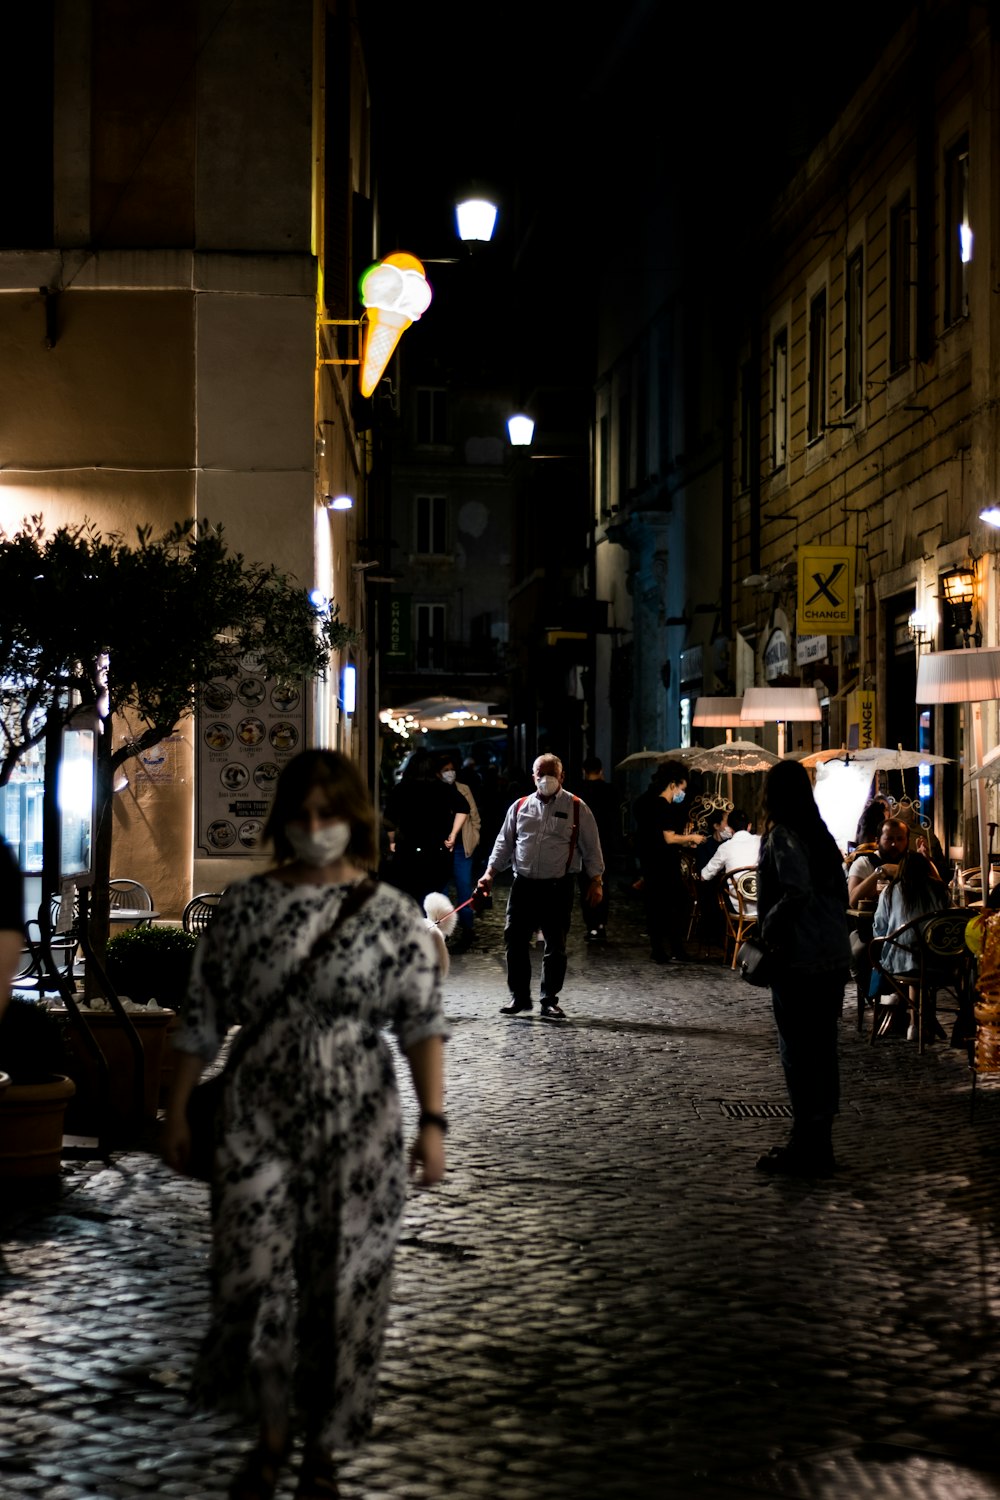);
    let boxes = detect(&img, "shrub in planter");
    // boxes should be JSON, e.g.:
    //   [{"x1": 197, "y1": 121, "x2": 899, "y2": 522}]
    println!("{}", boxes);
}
[
  {"x1": 0, "y1": 996, "x2": 69, "y2": 1084},
  {"x1": 0, "y1": 998, "x2": 75, "y2": 1180},
  {"x1": 105, "y1": 925, "x2": 198, "y2": 1007}
]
